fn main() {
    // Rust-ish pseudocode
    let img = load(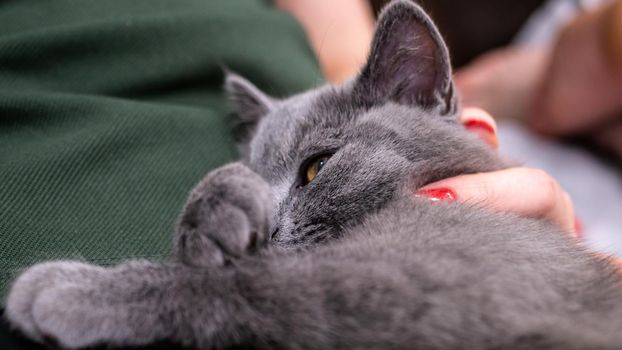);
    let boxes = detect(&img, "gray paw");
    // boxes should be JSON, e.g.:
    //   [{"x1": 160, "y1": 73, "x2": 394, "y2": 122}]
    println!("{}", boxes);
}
[
  {"x1": 174, "y1": 162, "x2": 273, "y2": 267},
  {"x1": 5, "y1": 261, "x2": 106, "y2": 347},
  {"x1": 6, "y1": 260, "x2": 175, "y2": 349},
  {"x1": 29, "y1": 285, "x2": 118, "y2": 349}
]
